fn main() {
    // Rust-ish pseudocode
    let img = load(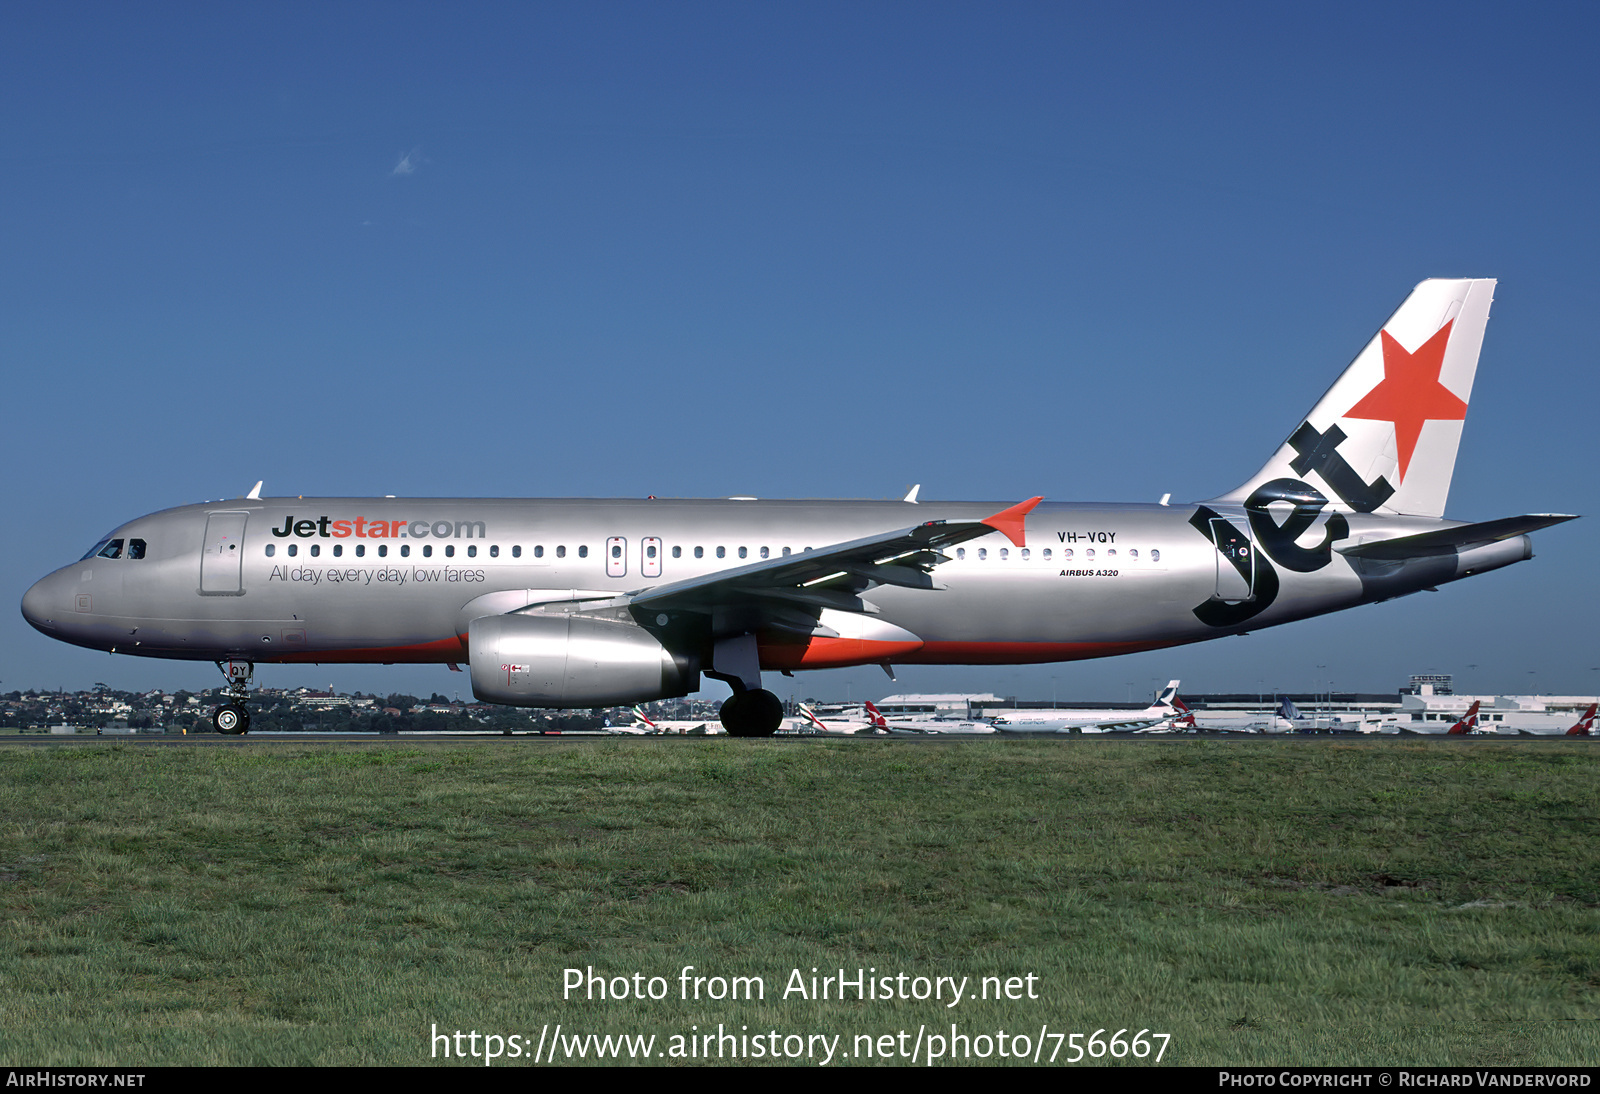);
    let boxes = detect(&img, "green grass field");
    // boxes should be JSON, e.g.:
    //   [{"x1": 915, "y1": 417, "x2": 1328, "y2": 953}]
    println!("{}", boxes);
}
[{"x1": 1, "y1": 738, "x2": 1595, "y2": 1066}]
